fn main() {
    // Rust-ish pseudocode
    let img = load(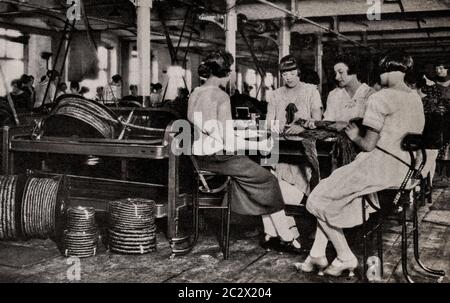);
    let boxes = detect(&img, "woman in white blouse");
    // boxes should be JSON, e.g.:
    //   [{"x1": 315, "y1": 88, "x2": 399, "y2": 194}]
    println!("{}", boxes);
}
[
  {"x1": 298, "y1": 51, "x2": 425, "y2": 277},
  {"x1": 324, "y1": 54, "x2": 375, "y2": 123},
  {"x1": 188, "y1": 50, "x2": 304, "y2": 254}
]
